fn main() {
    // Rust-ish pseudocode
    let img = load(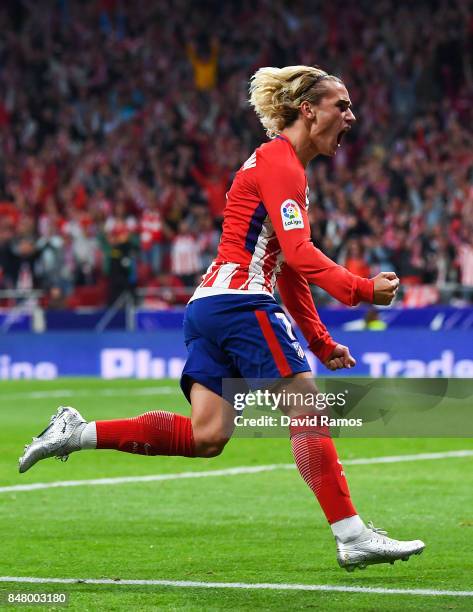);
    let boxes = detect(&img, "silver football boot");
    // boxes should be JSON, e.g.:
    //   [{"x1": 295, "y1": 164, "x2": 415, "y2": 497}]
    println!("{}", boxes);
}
[
  {"x1": 336, "y1": 522, "x2": 425, "y2": 571},
  {"x1": 19, "y1": 406, "x2": 86, "y2": 473}
]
